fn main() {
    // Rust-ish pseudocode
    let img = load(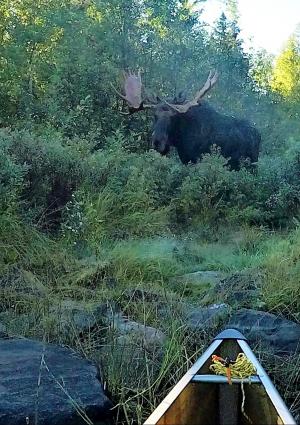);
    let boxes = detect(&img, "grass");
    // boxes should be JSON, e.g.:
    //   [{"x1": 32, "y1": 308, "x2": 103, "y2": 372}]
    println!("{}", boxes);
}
[
  {"x1": 0, "y1": 212, "x2": 299, "y2": 424},
  {"x1": 260, "y1": 229, "x2": 300, "y2": 320},
  {"x1": 258, "y1": 350, "x2": 300, "y2": 421}
]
